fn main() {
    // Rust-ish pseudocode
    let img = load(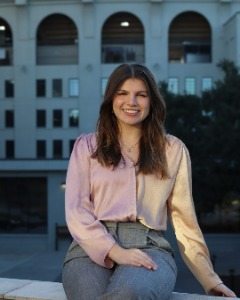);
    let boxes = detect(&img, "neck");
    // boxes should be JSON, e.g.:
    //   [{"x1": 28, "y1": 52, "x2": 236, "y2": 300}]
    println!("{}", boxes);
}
[{"x1": 118, "y1": 124, "x2": 142, "y2": 144}]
